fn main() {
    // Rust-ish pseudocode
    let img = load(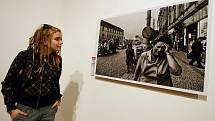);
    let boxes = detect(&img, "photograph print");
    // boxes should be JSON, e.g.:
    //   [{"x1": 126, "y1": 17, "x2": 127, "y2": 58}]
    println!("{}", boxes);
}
[{"x1": 96, "y1": 0, "x2": 209, "y2": 94}]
